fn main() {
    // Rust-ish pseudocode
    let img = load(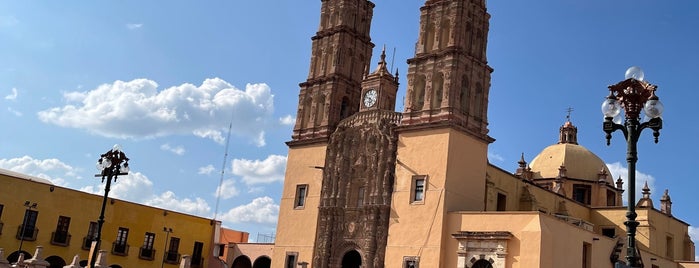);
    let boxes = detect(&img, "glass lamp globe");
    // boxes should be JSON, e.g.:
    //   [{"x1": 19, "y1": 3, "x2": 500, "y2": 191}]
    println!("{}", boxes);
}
[
  {"x1": 613, "y1": 113, "x2": 622, "y2": 124},
  {"x1": 112, "y1": 144, "x2": 122, "y2": 152},
  {"x1": 122, "y1": 163, "x2": 130, "y2": 173},
  {"x1": 601, "y1": 98, "x2": 621, "y2": 118},
  {"x1": 625, "y1": 66, "x2": 644, "y2": 81},
  {"x1": 102, "y1": 158, "x2": 112, "y2": 169},
  {"x1": 643, "y1": 99, "x2": 664, "y2": 118}
]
